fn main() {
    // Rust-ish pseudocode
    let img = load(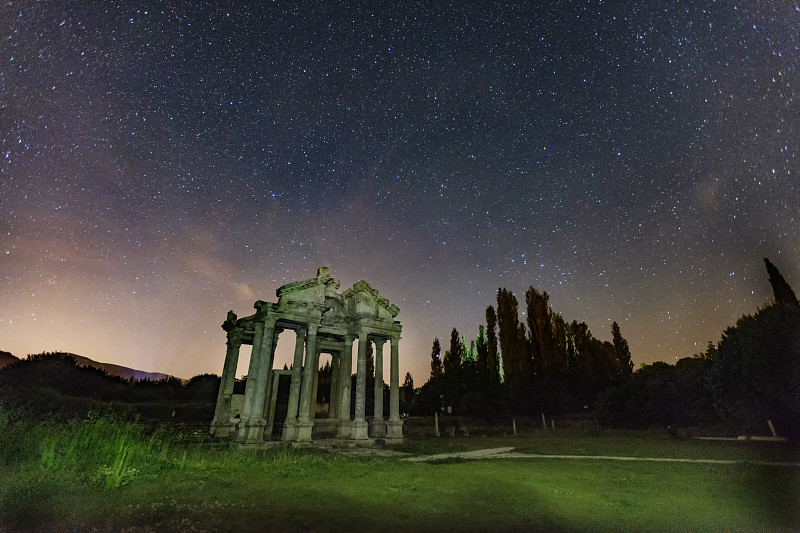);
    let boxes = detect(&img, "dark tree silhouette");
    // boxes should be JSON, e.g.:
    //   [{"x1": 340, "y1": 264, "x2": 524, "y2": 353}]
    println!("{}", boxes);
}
[
  {"x1": 710, "y1": 304, "x2": 800, "y2": 436},
  {"x1": 485, "y1": 305, "x2": 500, "y2": 383},
  {"x1": 764, "y1": 258, "x2": 799, "y2": 309},
  {"x1": 611, "y1": 321, "x2": 633, "y2": 378},
  {"x1": 496, "y1": 288, "x2": 529, "y2": 388},
  {"x1": 475, "y1": 325, "x2": 488, "y2": 382},
  {"x1": 430, "y1": 337, "x2": 443, "y2": 380},
  {"x1": 526, "y1": 286, "x2": 556, "y2": 377},
  {"x1": 444, "y1": 327, "x2": 463, "y2": 376}
]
